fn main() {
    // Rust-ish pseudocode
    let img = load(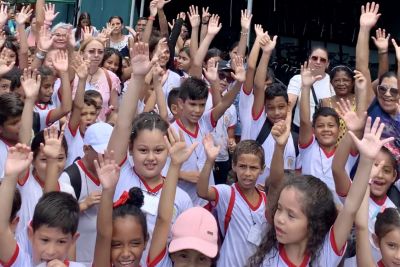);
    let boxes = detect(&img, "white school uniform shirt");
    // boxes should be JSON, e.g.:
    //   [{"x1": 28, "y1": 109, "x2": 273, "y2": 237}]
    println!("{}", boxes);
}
[
  {"x1": 59, "y1": 159, "x2": 102, "y2": 266},
  {"x1": 168, "y1": 110, "x2": 217, "y2": 206},
  {"x1": 162, "y1": 70, "x2": 181, "y2": 122},
  {"x1": 261, "y1": 227, "x2": 346, "y2": 267},
  {"x1": 15, "y1": 167, "x2": 76, "y2": 239},
  {"x1": 64, "y1": 123, "x2": 84, "y2": 167},
  {"x1": 239, "y1": 84, "x2": 254, "y2": 140},
  {"x1": 34, "y1": 109, "x2": 55, "y2": 131},
  {"x1": 114, "y1": 159, "x2": 193, "y2": 267},
  {"x1": 287, "y1": 74, "x2": 334, "y2": 127},
  {"x1": 0, "y1": 137, "x2": 11, "y2": 179},
  {"x1": 146, "y1": 248, "x2": 174, "y2": 267},
  {"x1": 212, "y1": 183, "x2": 267, "y2": 267}
]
